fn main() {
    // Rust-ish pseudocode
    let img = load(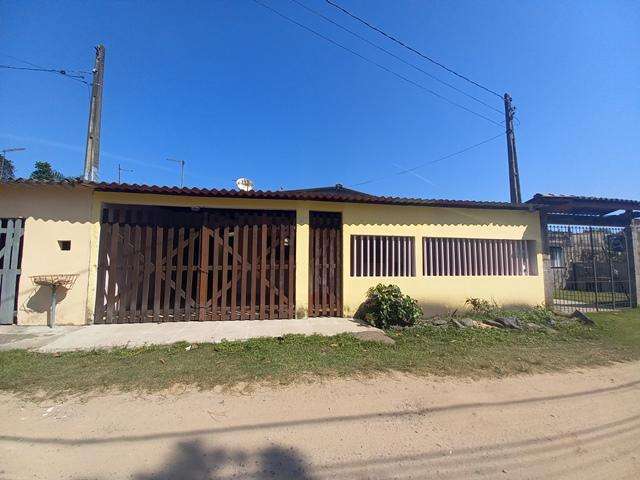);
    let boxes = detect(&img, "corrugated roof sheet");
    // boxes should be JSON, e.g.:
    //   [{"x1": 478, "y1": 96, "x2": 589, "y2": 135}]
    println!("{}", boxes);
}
[
  {"x1": 4, "y1": 179, "x2": 535, "y2": 210},
  {"x1": 527, "y1": 193, "x2": 640, "y2": 206},
  {"x1": 526, "y1": 193, "x2": 640, "y2": 217}
]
